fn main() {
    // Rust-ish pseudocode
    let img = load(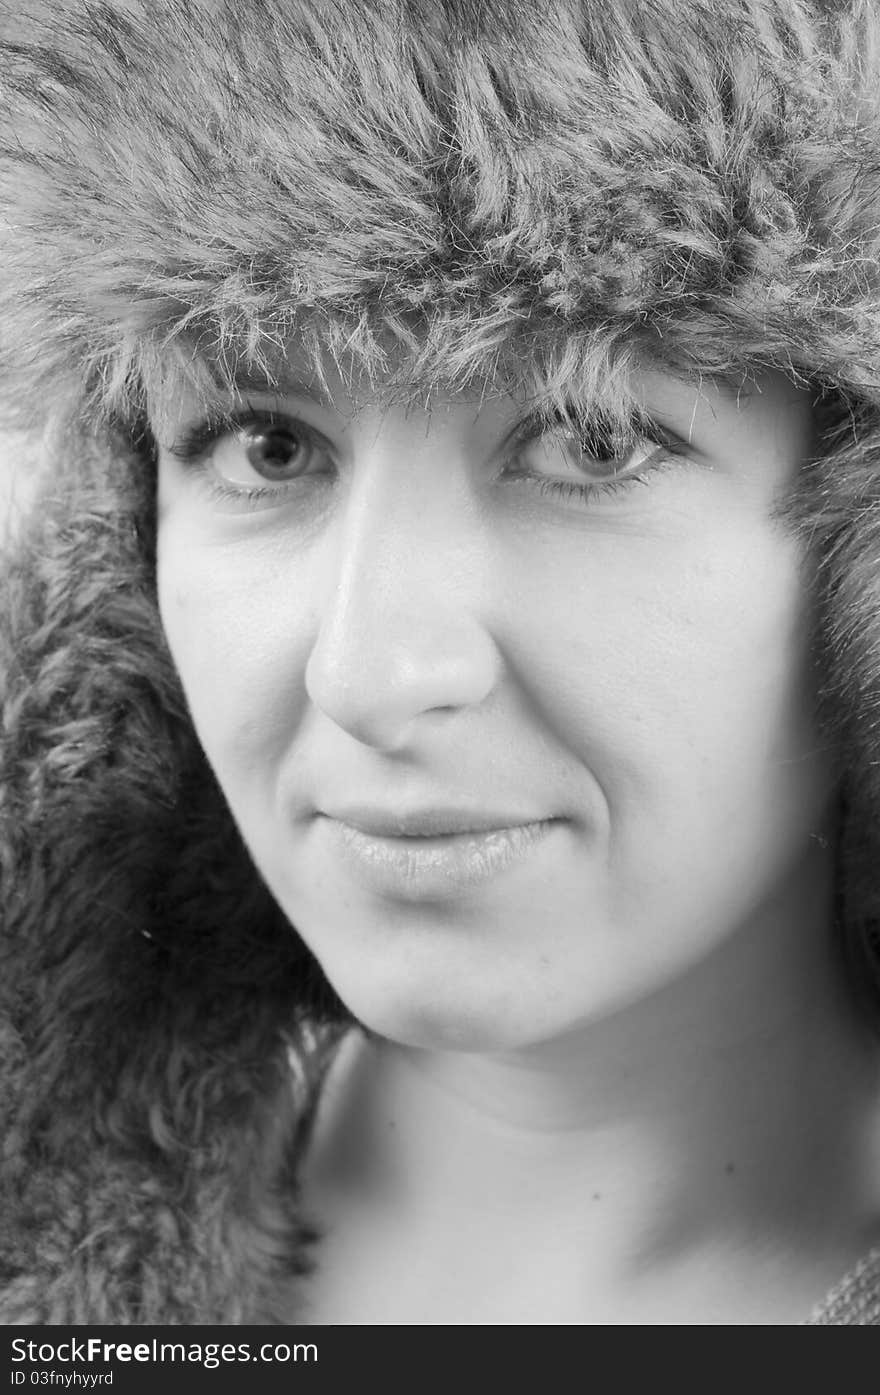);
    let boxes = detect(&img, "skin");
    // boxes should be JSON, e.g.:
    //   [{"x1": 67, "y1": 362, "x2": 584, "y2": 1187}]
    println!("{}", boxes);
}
[
  {"x1": 154, "y1": 359, "x2": 880, "y2": 1321},
  {"x1": 156, "y1": 362, "x2": 833, "y2": 1044}
]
